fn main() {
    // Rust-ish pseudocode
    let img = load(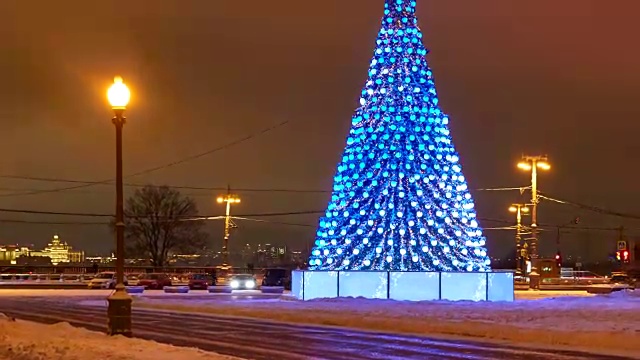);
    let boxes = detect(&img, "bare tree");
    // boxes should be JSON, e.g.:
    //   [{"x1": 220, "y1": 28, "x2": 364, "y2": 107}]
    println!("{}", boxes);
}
[{"x1": 122, "y1": 185, "x2": 207, "y2": 267}]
